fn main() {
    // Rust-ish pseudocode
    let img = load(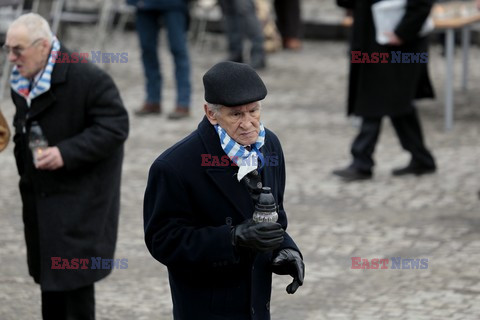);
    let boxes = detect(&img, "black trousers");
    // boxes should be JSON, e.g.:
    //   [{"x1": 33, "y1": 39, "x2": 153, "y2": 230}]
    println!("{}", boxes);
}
[
  {"x1": 41, "y1": 284, "x2": 95, "y2": 320},
  {"x1": 274, "y1": 0, "x2": 302, "y2": 39},
  {"x1": 351, "y1": 108, "x2": 436, "y2": 171}
]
